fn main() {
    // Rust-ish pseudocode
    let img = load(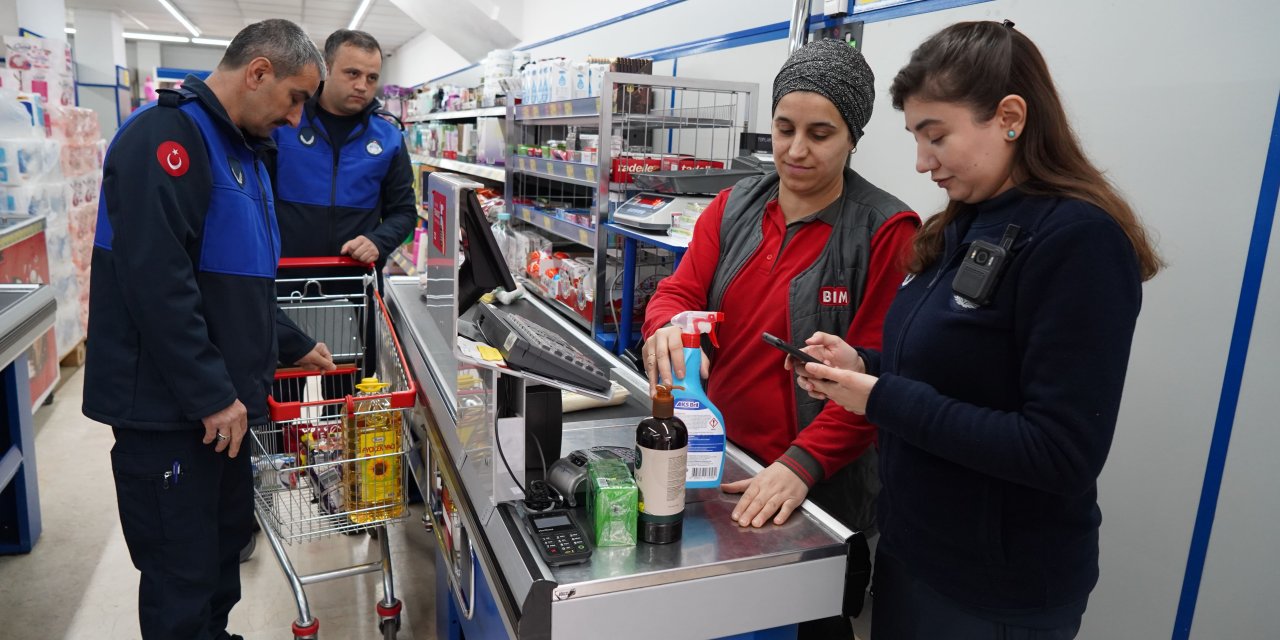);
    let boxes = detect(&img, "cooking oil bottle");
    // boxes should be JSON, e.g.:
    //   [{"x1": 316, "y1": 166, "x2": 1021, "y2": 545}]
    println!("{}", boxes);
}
[{"x1": 346, "y1": 376, "x2": 405, "y2": 524}]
